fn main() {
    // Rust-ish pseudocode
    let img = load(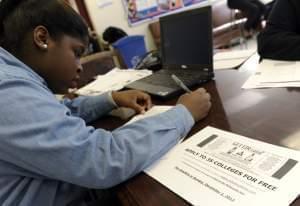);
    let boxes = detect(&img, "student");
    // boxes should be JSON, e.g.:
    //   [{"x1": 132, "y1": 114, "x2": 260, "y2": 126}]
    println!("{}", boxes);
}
[
  {"x1": 0, "y1": 0, "x2": 211, "y2": 205},
  {"x1": 258, "y1": 0, "x2": 300, "y2": 60},
  {"x1": 87, "y1": 28, "x2": 102, "y2": 54},
  {"x1": 227, "y1": 0, "x2": 266, "y2": 31}
]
